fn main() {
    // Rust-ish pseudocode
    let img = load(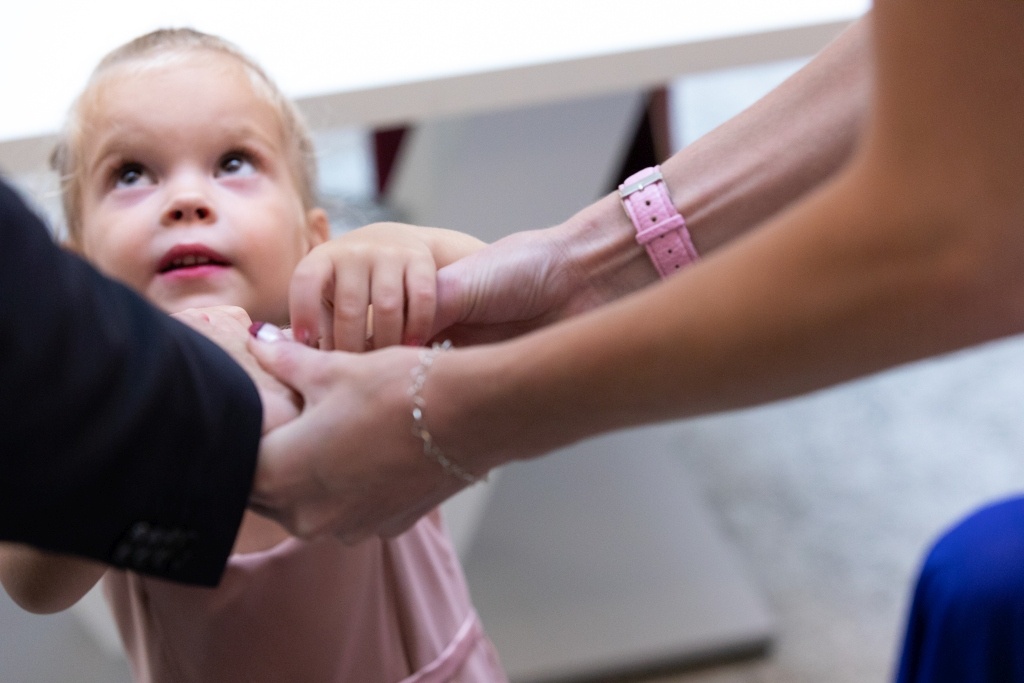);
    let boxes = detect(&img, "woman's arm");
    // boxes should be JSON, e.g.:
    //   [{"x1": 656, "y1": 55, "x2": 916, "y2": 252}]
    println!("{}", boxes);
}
[
  {"x1": 0, "y1": 543, "x2": 106, "y2": 614},
  {"x1": 431, "y1": 16, "x2": 872, "y2": 344},
  {"x1": 436, "y1": 0, "x2": 1024, "y2": 462},
  {"x1": 250, "y1": 0, "x2": 1024, "y2": 541},
  {"x1": 436, "y1": 0, "x2": 1024, "y2": 460}
]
